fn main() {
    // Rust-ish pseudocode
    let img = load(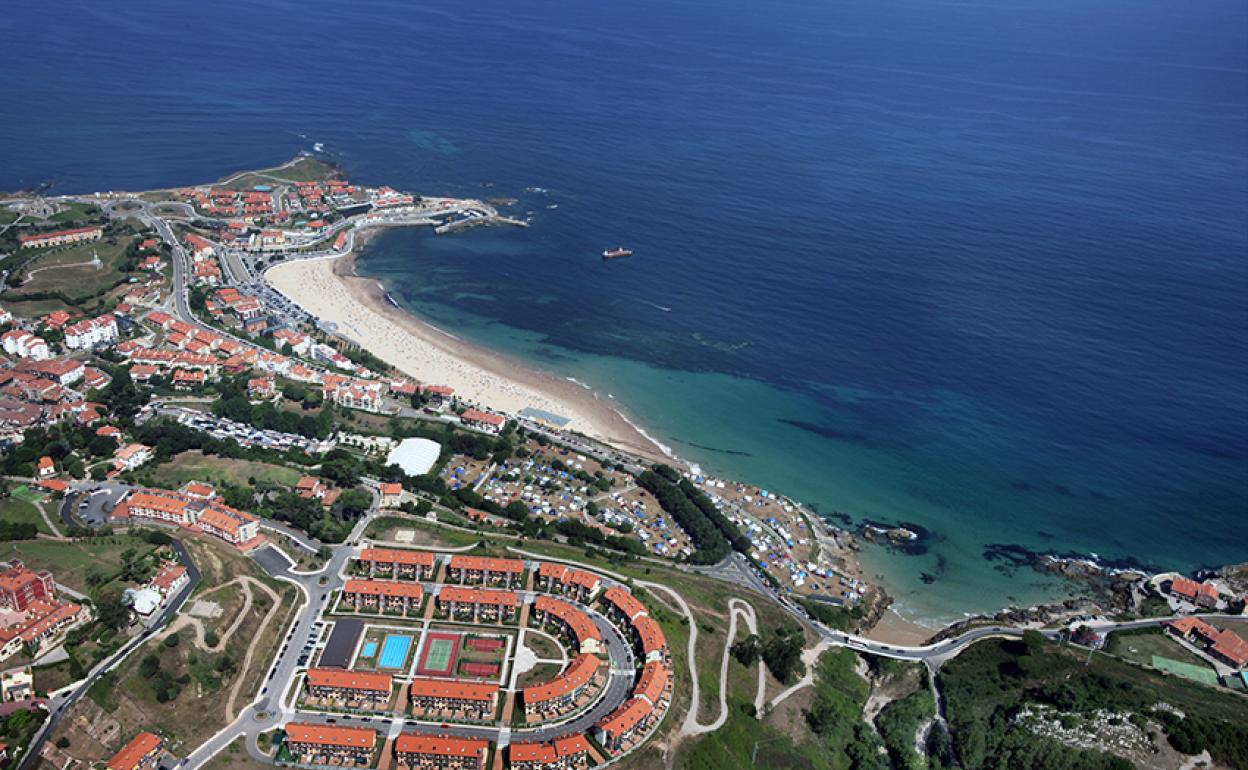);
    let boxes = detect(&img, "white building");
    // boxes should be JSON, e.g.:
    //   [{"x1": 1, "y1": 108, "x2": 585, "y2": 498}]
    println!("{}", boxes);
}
[
  {"x1": 113, "y1": 443, "x2": 153, "y2": 471},
  {"x1": 1, "y1": 331, "x2": 50, "y2": 360},
  {"x1": 64, "y1": 314, "x2": 119, "y2": 350}
]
